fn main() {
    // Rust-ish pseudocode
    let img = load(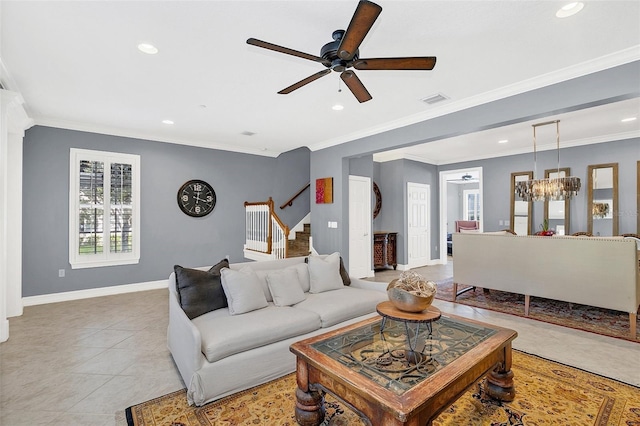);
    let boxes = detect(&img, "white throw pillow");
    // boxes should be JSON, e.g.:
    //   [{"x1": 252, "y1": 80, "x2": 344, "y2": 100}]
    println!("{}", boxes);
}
[
  {"x1": 307, "y1": 252, "x2": 344, "y2": 293},
  {"x1": 220, "y1": 267, "x2": 268, "y2": 315},
  {"x1": 266, "y1": 268, "x2": 306, "y2": 306},
  {"x1": 290, "y1": 263, "x2": 310, "y2": 292}
]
